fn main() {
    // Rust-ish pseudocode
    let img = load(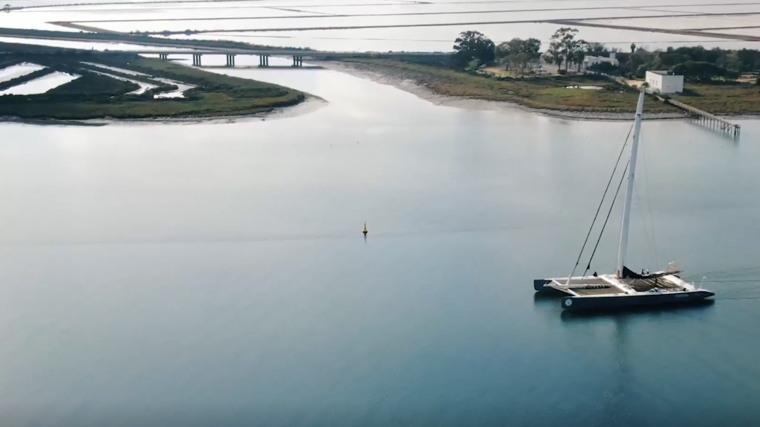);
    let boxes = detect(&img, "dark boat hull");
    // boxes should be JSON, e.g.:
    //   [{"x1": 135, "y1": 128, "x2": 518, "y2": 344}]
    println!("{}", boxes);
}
[
  {"x1": 534, "y1": 279, "x2": 552, "y2": 292},
  {"x1": 561, "y1": 290, "x2": 715, "y2": 311}
]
